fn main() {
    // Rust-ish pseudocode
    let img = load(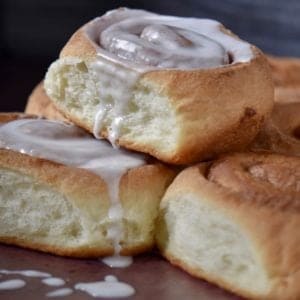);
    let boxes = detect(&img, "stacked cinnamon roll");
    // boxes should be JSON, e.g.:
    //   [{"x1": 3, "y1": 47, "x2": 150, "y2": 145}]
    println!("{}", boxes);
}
[{"x1": 1, "y1": 7, "x2": 299, "y2": 300}]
